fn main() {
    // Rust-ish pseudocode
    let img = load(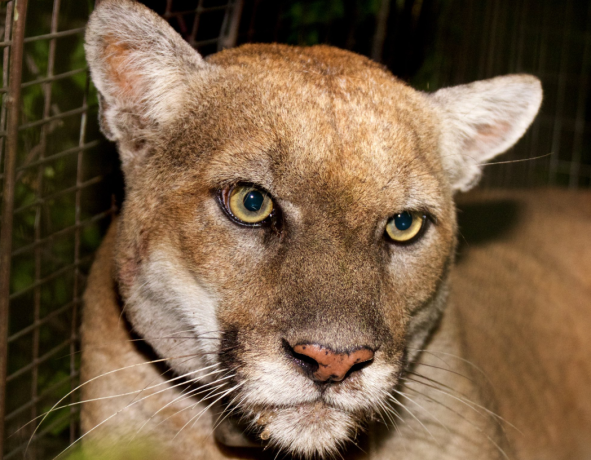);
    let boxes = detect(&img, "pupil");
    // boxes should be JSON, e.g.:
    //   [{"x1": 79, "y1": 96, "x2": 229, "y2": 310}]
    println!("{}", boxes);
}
[
  {"x1": 243, "y1": 190, "x2": 264, "y2": 212},
  {"x1": 394, "y1": 212, "x2": 413, "y2": 231}
]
